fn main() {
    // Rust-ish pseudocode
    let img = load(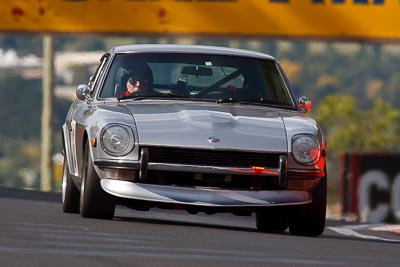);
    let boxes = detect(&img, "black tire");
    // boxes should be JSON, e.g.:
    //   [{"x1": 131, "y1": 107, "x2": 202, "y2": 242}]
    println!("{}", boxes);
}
[
  {"x1": 288, "y1": 176, "x2": 327, "y2": 237},
  {"x1": 256, "y1": 207, "x2": 288, "y2": 233},
  {"x1": 80, "y1": 143, "x2": 115, "y2": 219},
  {"x1": 62, "y1": 155, "x2": 80, "y2": 213}
]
